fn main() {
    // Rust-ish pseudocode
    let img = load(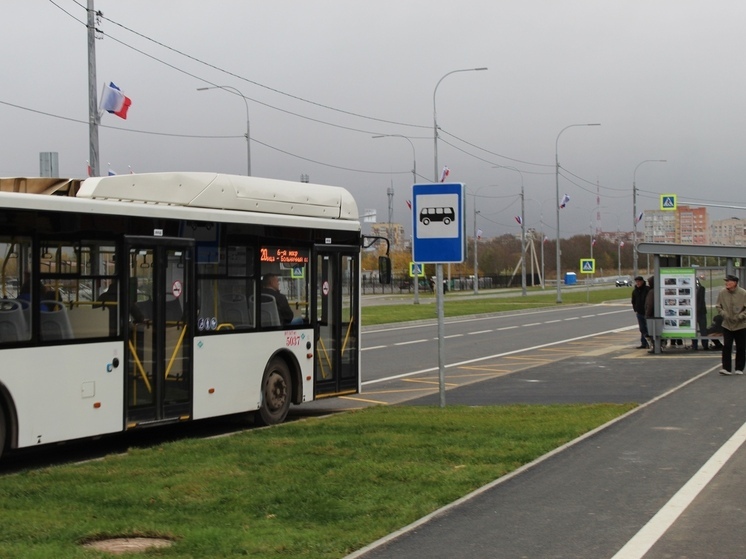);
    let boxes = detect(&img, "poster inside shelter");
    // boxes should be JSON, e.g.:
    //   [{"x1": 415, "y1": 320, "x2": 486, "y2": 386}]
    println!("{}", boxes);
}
[{"x1": 660, "y1": 267, "x2": 696, "y2": 338}]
